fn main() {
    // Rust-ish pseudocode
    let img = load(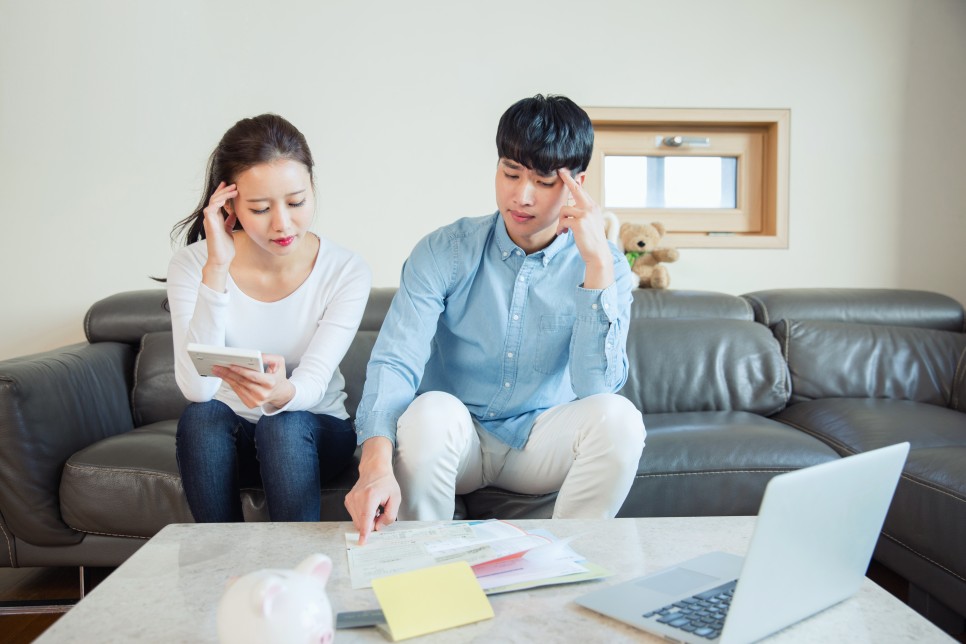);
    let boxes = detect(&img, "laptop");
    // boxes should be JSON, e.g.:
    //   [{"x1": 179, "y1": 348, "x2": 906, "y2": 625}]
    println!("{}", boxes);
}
[{"x1": 575, "y1": 442, "x2": 909, "y2": 643}]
